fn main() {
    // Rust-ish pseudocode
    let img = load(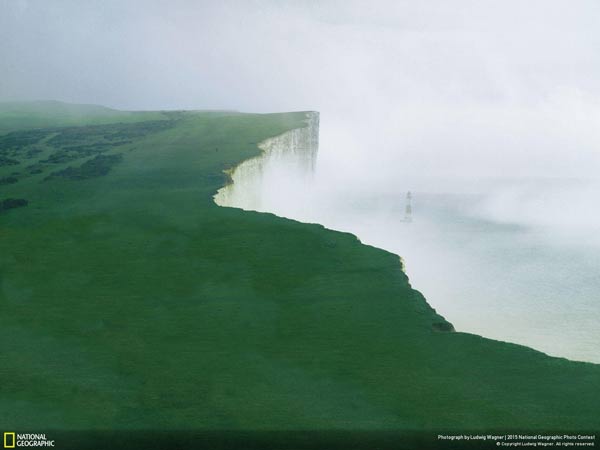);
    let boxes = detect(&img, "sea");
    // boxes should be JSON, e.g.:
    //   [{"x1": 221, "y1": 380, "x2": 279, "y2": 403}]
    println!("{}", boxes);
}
[
  {"x1": 288, "y1": 189, "x2": 600, "y2": 364},
  {"x1": 218, "y1": 123, "x2": 600, "y2": 364}
]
